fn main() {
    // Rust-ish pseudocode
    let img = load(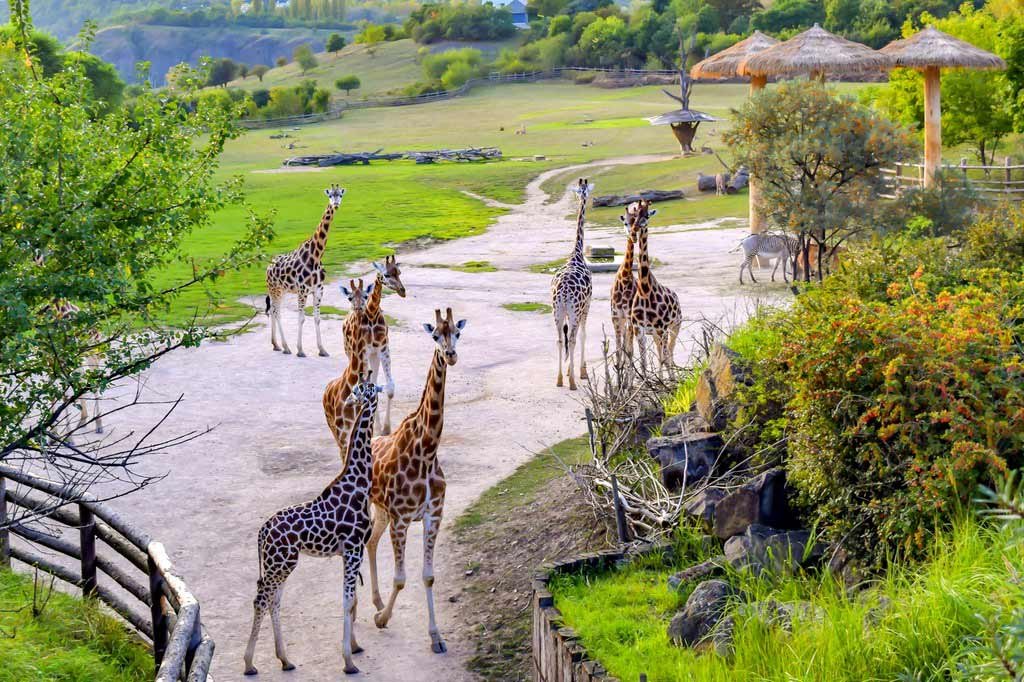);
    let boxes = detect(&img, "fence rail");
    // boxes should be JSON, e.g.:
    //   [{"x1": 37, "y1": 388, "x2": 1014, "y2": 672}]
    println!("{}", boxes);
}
[
  {"x1": 880, "y1": 157, "x2": 1024, "y2": 201},
  {"x1": 0, "y1": 465, "x2": 213, "y2": 682}
]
